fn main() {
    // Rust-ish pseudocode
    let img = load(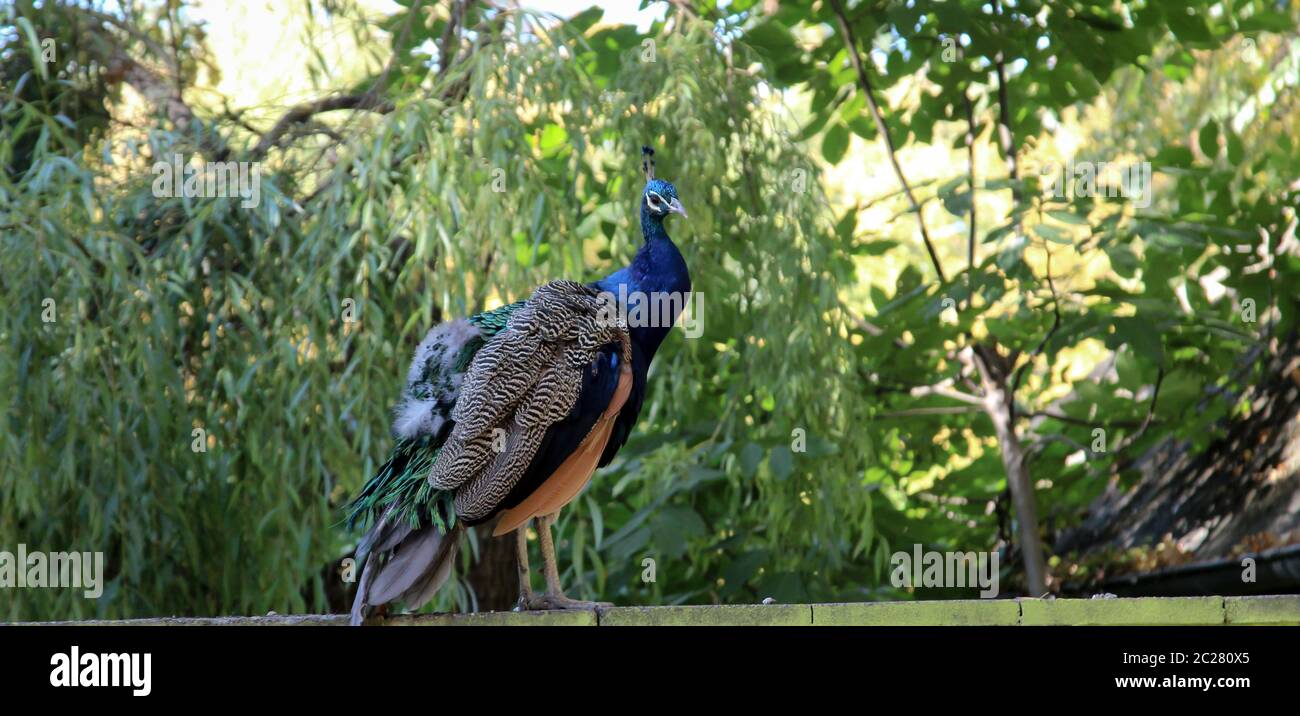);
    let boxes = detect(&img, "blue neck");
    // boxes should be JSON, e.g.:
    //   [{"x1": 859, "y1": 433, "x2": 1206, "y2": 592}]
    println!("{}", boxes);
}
[
  {"x1": 640, "y1": 203, "x2": 671, "y2": 243},
  {"x1": 592, "y1": 206, "x2": 691, "y2": 362}
]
